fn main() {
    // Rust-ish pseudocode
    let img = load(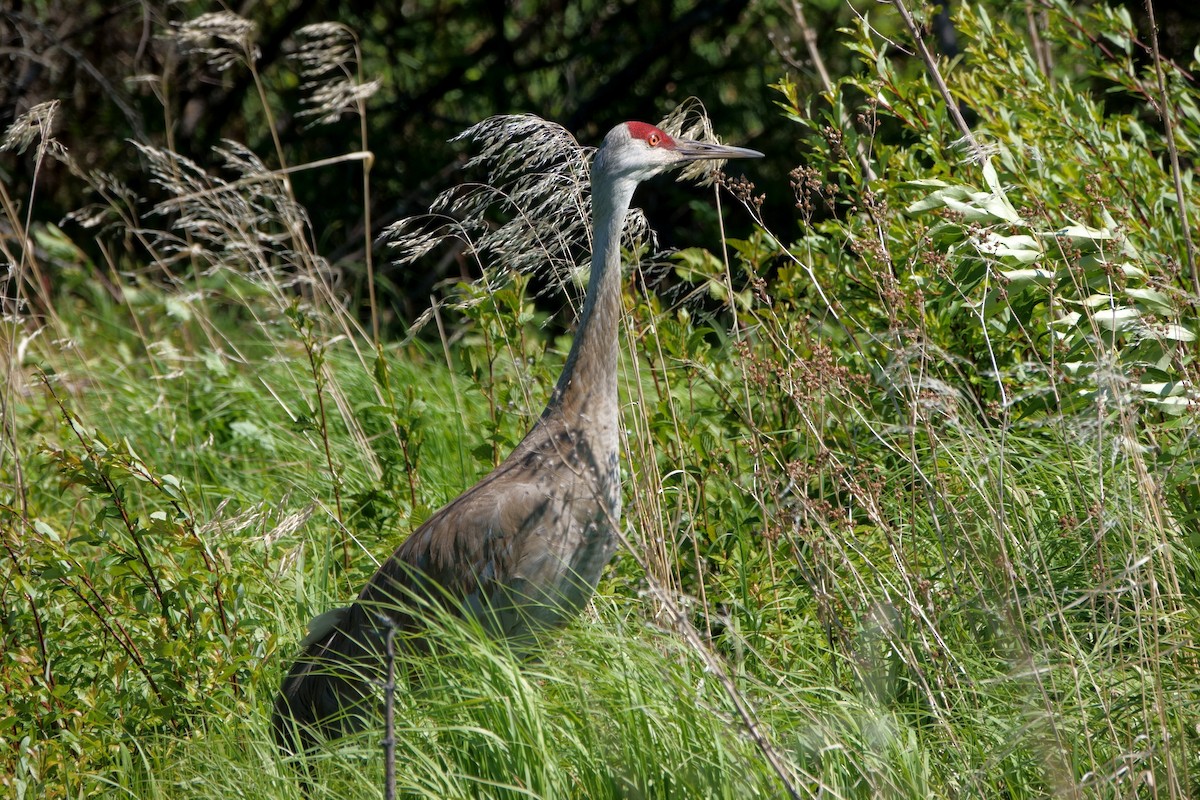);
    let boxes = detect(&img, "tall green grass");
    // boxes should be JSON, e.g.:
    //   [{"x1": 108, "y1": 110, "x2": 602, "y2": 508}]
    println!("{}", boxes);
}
[{"x1": 3, "y1": 2, "x2": 1199, "y2": 798}]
